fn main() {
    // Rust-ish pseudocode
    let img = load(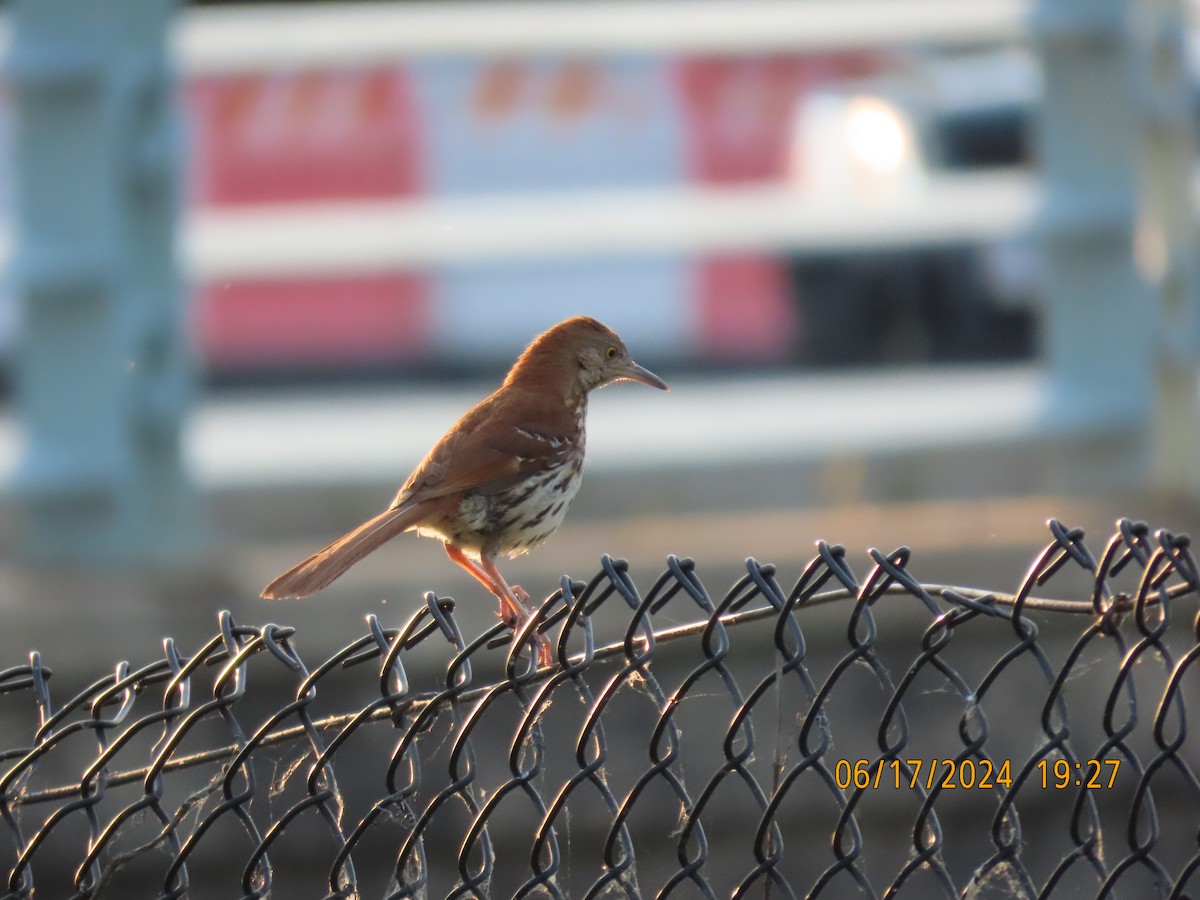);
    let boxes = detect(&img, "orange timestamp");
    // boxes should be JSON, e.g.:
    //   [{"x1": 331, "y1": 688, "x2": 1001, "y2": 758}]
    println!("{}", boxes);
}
[
  {"x1": 835, "y1": 758, "x2": 1014, "y2": 791},
  {"x1": 833, "y1": 758, "x2": 1123, "y2": 791}
]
